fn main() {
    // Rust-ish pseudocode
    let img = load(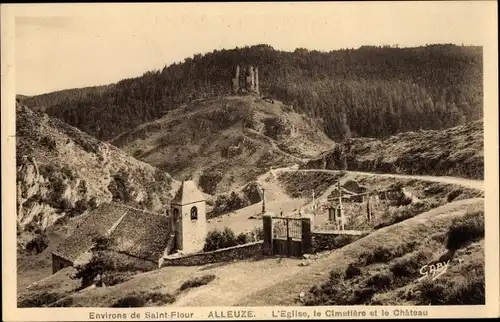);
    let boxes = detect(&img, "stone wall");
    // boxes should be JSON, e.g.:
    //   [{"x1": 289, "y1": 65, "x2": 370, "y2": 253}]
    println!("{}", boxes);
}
[{"x1": 161, "y1": 241, "x2": 263, "y2": 267}]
